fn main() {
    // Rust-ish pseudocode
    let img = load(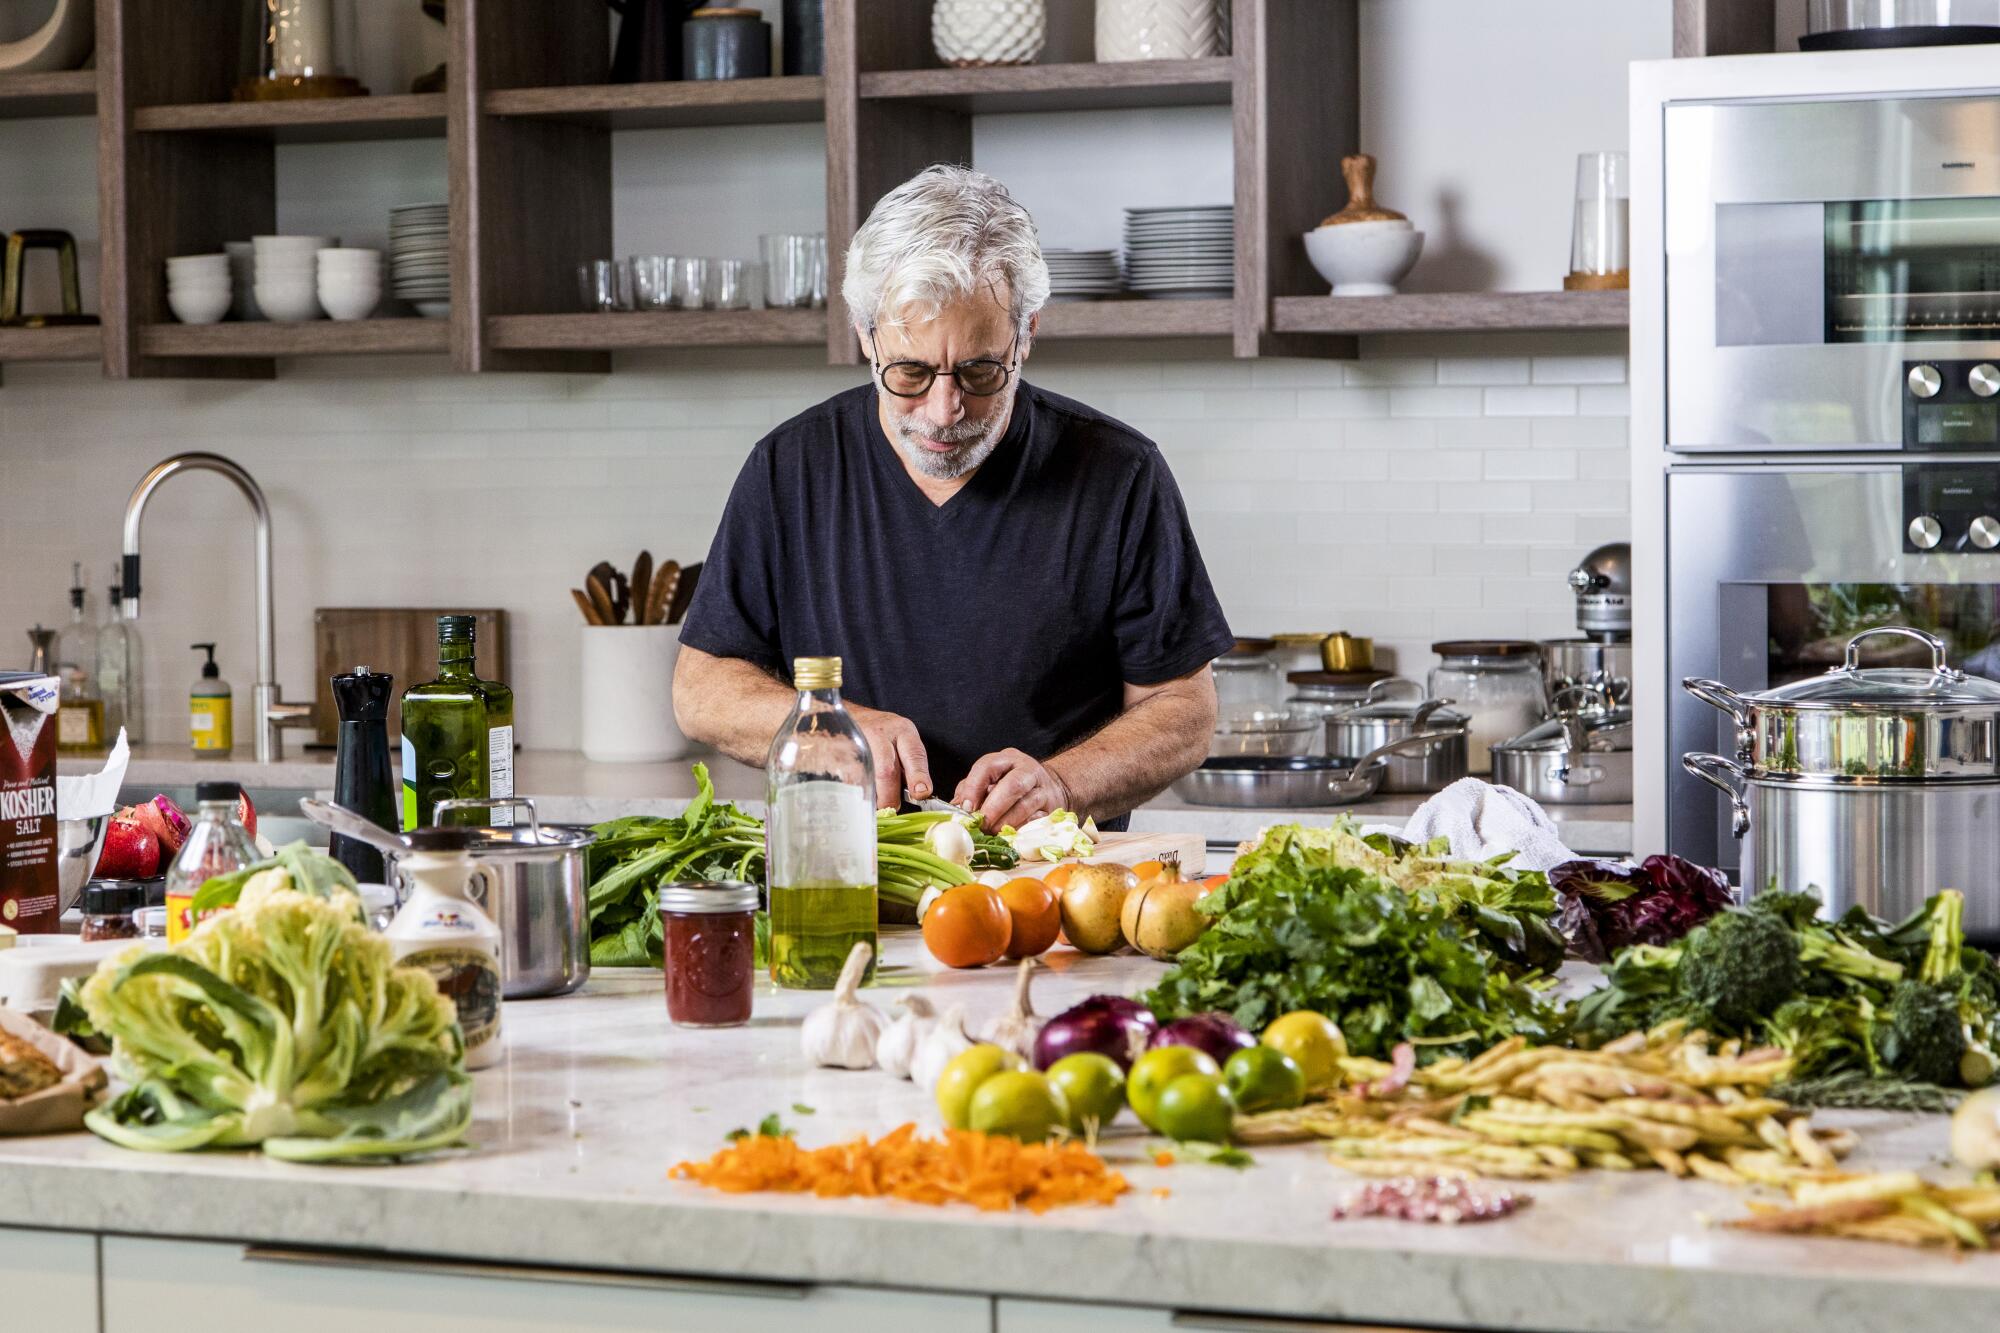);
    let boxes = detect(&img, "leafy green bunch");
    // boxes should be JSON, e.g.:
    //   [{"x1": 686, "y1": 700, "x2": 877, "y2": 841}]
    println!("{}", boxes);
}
[
  {"x1": 1140, "y1": 825, "x2": 1566, "y2": 1060},
  {"x1": 80, "y1": 868, "x2": 470, "y2": 1161},
  {"x1": 1573, "y1": 889, "x2": 2000, "y2": 1098}
]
